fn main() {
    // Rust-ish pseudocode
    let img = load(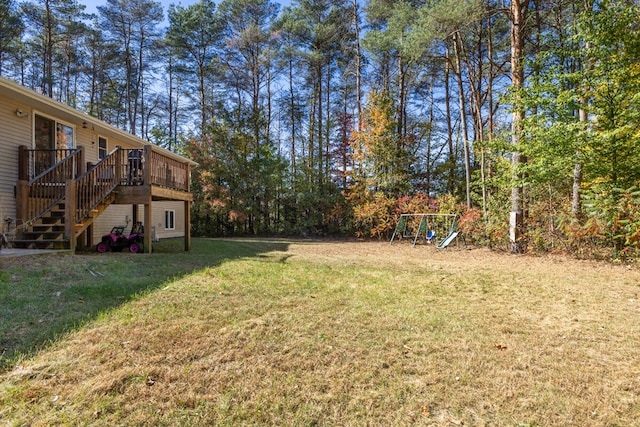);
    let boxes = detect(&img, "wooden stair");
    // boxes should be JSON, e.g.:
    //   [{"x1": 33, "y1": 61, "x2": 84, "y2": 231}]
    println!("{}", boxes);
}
[
  {"x1": 14, "y1": 147, "x2": 126, "y2": 251},
  {"x1": 13, "y1": 192, "x2": 117, "y2": 250},
  {"x1": 13, "y1": 202, "x2": 69, "y2": 249},
  {"x1": 73, "y1": 192, "x2": 117, "y2": 238}
]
